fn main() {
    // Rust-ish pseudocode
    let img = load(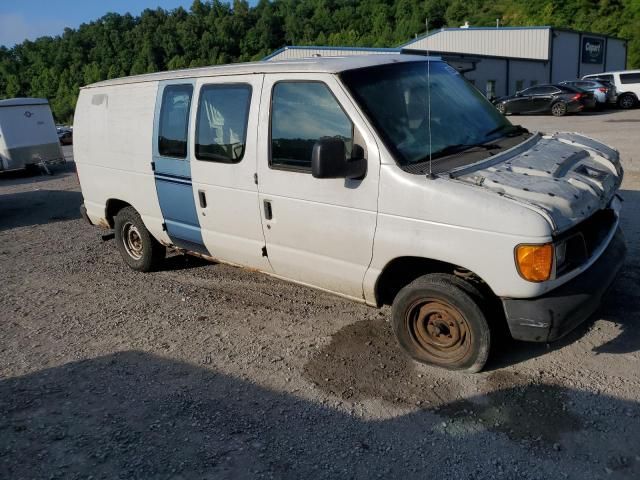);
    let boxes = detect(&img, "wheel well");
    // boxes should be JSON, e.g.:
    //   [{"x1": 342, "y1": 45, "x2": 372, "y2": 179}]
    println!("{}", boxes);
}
[
  {"x1": 374, "y1": 257, "x2": 495, "y2": 307},
  {"x1": 105, "y1": 199, "x2": 132, "y2": 228}
]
